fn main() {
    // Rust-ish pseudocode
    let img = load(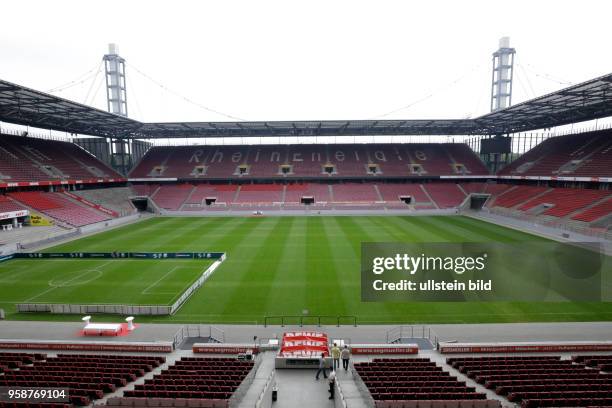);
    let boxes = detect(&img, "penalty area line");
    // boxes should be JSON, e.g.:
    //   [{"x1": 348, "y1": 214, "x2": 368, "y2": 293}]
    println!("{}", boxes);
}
[
  {"x1": 23, "y1": 261, "x2": 113, "y2": 303},
  {"x1": 141, "y1": 266, "x2": 180, "y2": 295}
]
